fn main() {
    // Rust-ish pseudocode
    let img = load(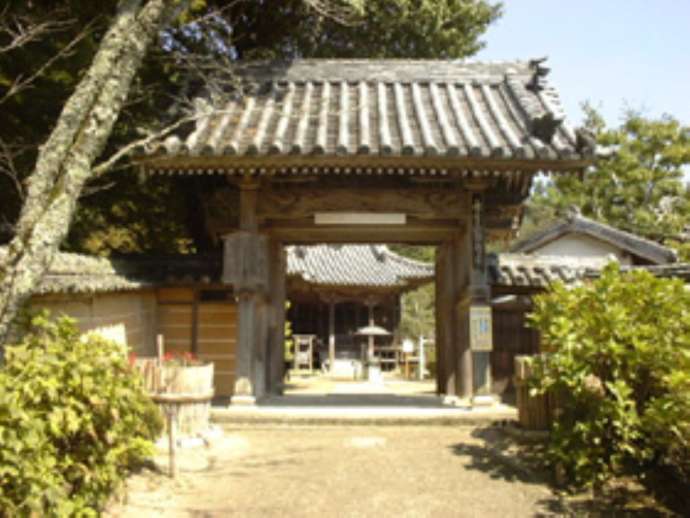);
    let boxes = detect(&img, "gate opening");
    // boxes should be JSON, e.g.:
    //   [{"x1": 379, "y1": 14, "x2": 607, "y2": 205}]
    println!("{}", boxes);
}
[{"x1": 278, "y1": 243, "x2": 439, "y2": 407}]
